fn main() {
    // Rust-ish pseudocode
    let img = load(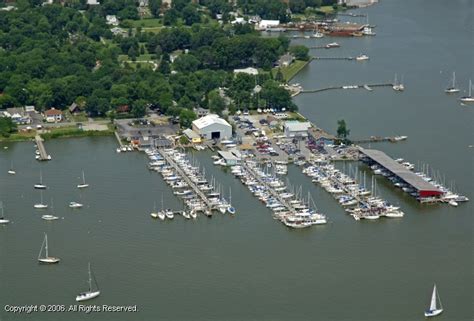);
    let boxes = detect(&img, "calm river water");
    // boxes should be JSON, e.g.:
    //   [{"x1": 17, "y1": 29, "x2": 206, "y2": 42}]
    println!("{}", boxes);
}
[{"x1": 0, "y1": 0, "x2": 473, "y2": 320}]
